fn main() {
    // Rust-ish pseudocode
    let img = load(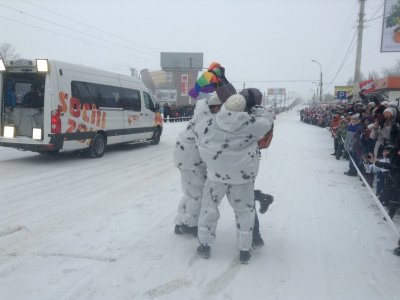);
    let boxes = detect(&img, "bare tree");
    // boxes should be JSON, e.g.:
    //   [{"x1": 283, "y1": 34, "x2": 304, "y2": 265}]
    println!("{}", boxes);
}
[
  {"x1": 382, "y1": 60, "x2": 400, "y2": 76},
  {"x1": 367, "y1": 70, "x2": 380, "y2": 80},
  {"x1": 0, "y1": 42, "x2": 19, "y2": 60},
  {"x1": 347, "y1": 72, "x2": 366, "y2": 86}
]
